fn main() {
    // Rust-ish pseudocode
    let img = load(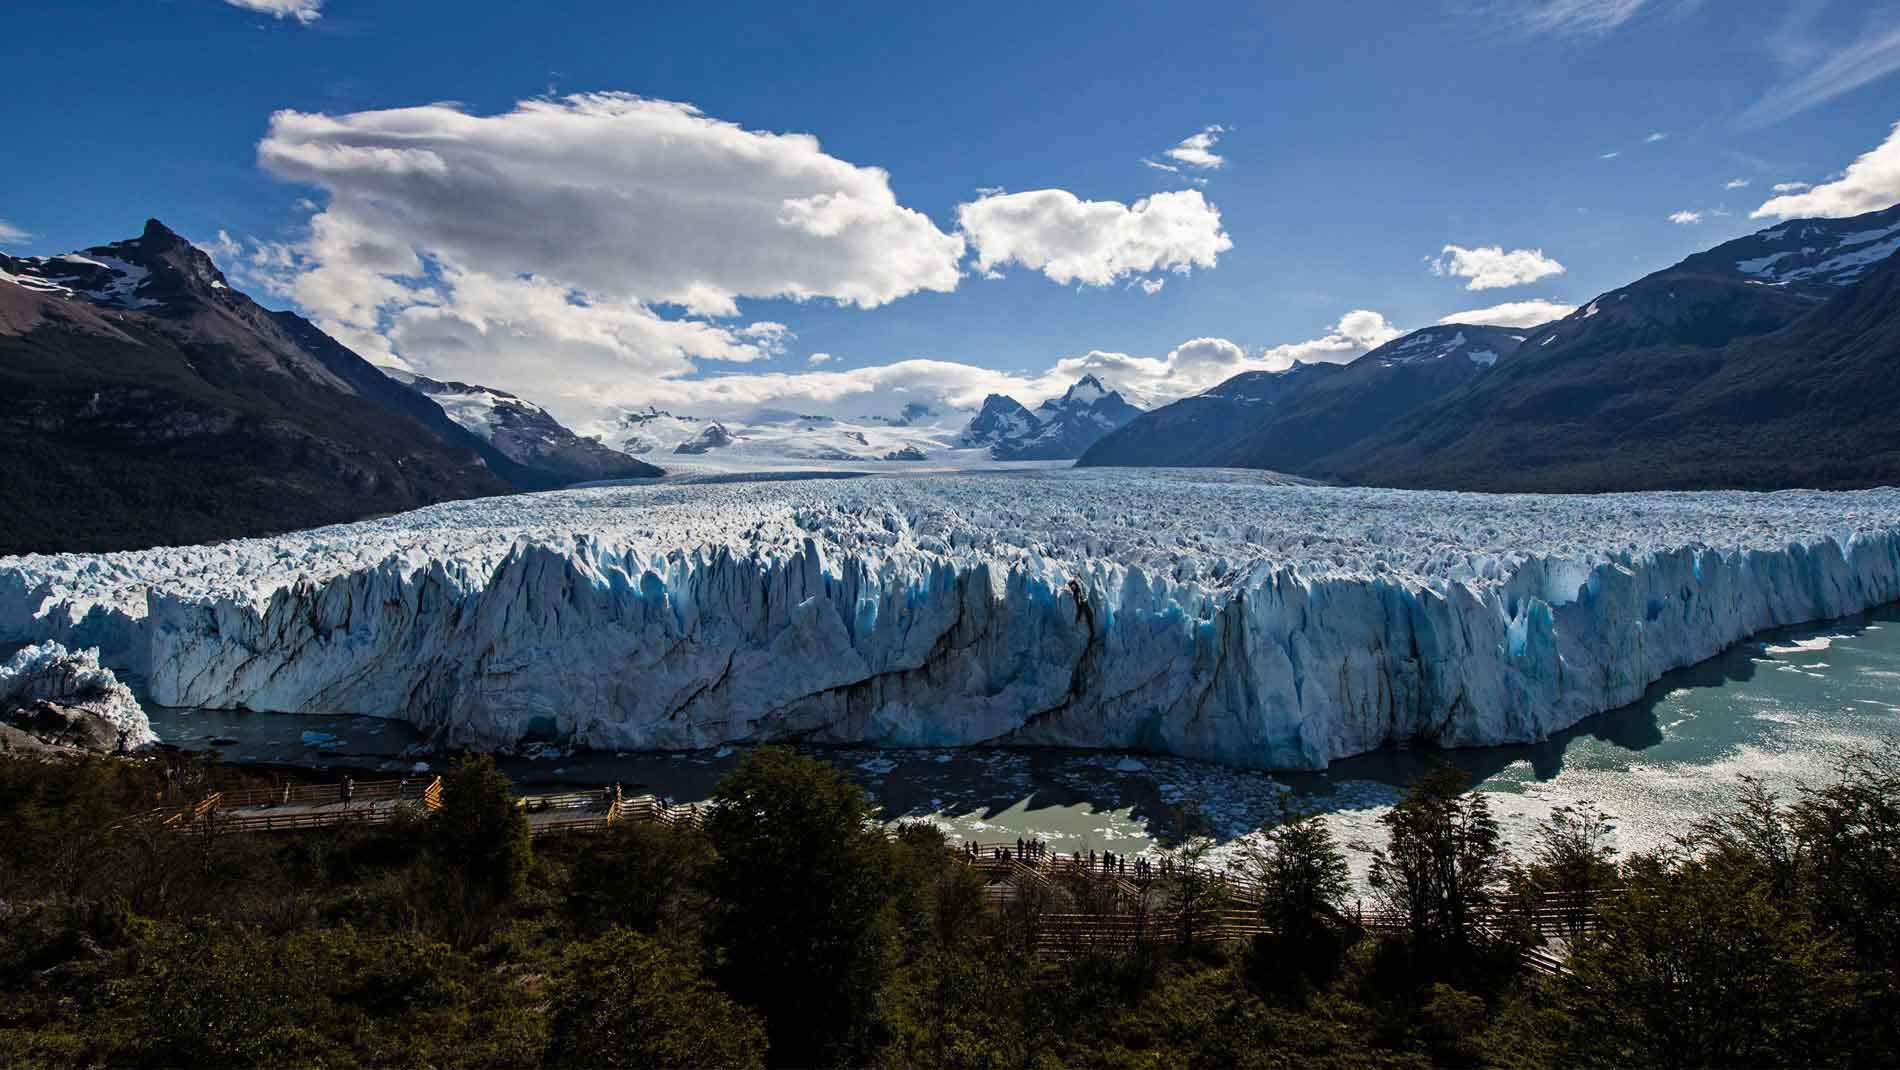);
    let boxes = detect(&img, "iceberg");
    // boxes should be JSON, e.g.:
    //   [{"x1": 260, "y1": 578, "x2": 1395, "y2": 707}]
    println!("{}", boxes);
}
[{"x1": 3, "y1": 469, "x2": 1899, "y2": 770}]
